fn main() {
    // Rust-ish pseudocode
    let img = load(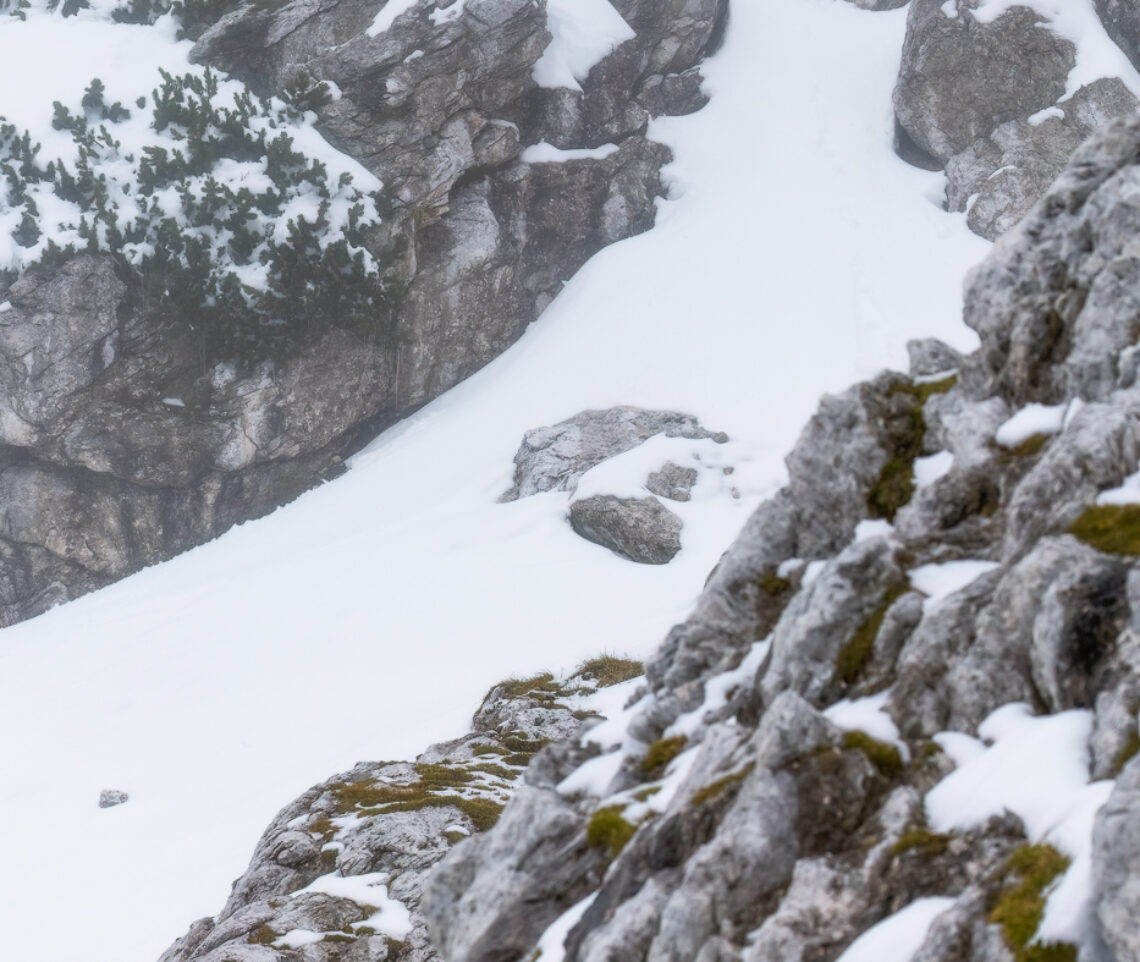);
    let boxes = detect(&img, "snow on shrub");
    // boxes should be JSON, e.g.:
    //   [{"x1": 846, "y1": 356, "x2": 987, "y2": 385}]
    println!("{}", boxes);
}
[{"x1": 0, "y1": 68, "x2": 398, "y2": 360}]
